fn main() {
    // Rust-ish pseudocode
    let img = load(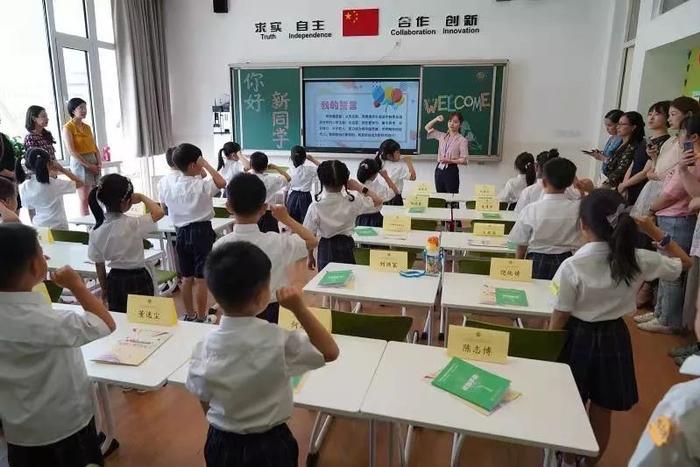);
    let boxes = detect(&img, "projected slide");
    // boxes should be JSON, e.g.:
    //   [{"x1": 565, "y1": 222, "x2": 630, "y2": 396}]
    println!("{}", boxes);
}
[{"x1": 303, "y1": 80, "x2": 419, "y2": 152}]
